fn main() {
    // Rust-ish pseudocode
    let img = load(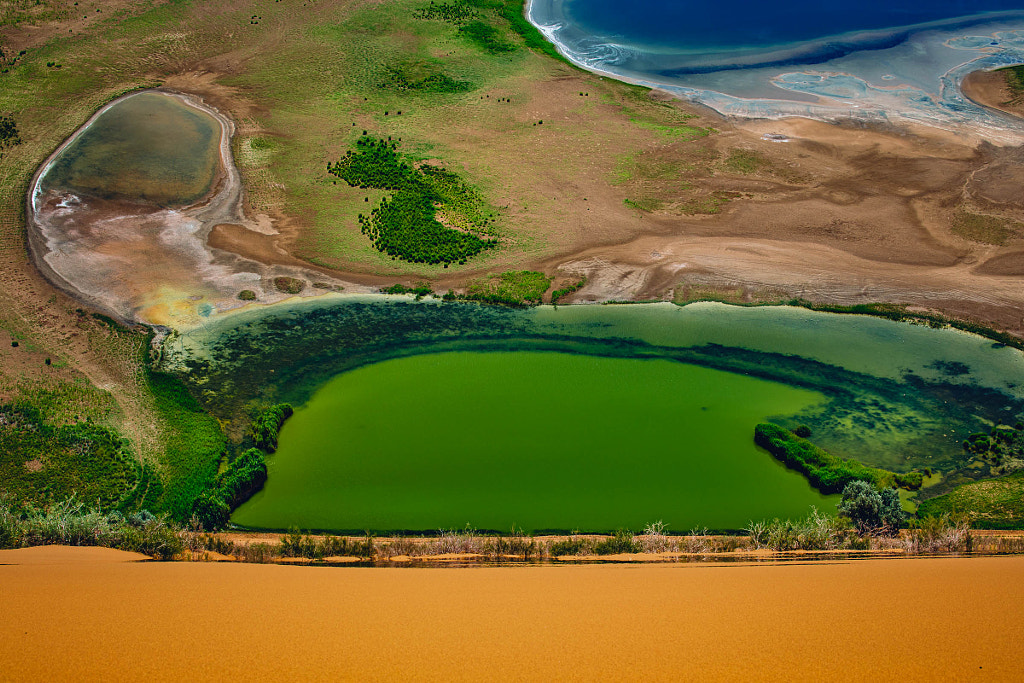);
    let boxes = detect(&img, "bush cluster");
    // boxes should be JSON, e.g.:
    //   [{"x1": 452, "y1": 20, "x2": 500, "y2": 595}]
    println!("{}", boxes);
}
[
  {"x1": 413, "y1": 0, "x2": 478, "y2": 23},
  {"x1": 593, "y1": 529, "x2": 639, "y2": 555},
  {"x1": 381, "y1": 283, "x2": 433, "y2": 297},
  {"x1": 836, "y1": 480, "x2": 904, "y2": 534},
  {"x1": 191, "y1": 448, "x2": 269, "y2": 531},
  {"x1": 463, "y1": 270, "x2": 551, "y2": 306},
  {"x1": 383, "y1": 65, "x2": 472, "y2": 94},
  {"x1": 0, "y1": 114, "x2": 20, "y2": 151},
  {"x1": 0, "y1": 495, "x2": 182, "y2": 560},
  {"x1": 273, "y1": 277, "x2": 305, "y2": 294},
  {"x1": 745, "y1": 507, "x2": 861, "y2": 551},
  {"x1": 963, "y1": 422, "x2": 1024, "y2": 474},
  {"x1": 250, "y1": 403, "x2": 294, "y2": 453},
  {"x1": 458, "y1": 20, "x2": 514, "y2": 53},
  {"x1": 329, "y1": 137, "x2": 497, "y2": 265},
  {"x1": 0, "y1": 402, "x2": 141, "y2": 510},
  {"x1": 550, "y1": 276, "x2": 587, "y2": 304},
  {"x1": 754, "y1": 423, "x2": 922, "y2": 494},
  {"x1": 191, "y1": 403, "x2": 293, "y2": 530}
]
